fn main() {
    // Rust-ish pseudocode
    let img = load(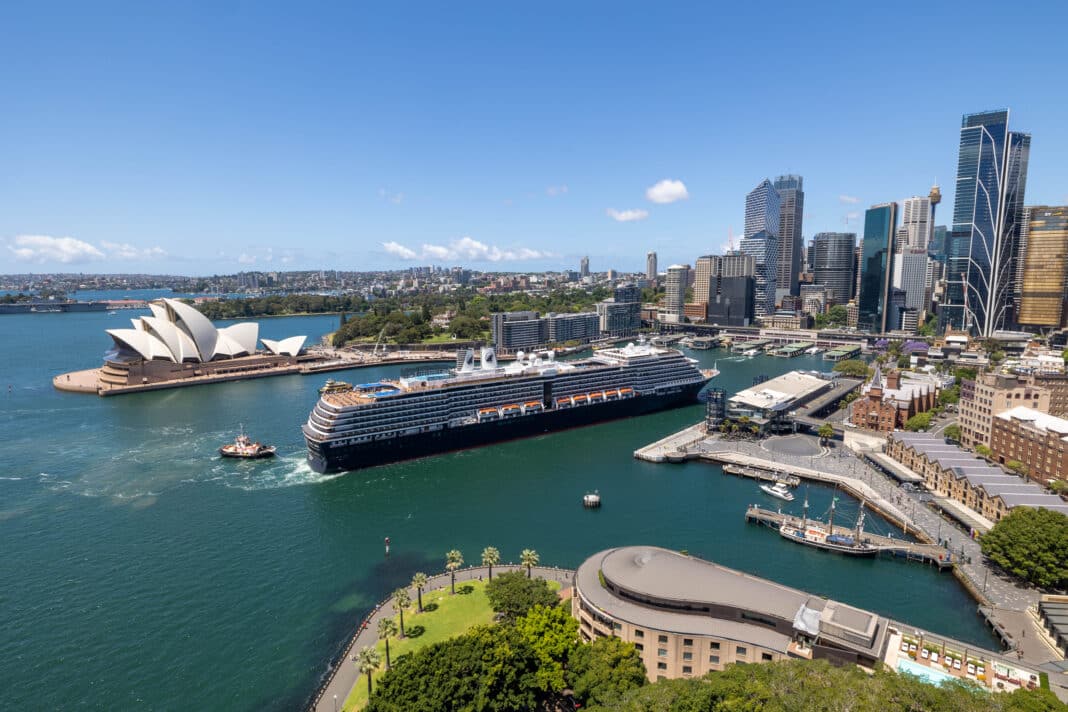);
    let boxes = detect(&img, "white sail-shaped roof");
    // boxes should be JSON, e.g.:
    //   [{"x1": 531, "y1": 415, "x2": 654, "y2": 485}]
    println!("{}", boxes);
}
[
  {"x1": 142, "y1": 316, "x2": 200, "y2": 362},
  {"x1": 107, "y1": 328, "x2": 175, "y2": 362},
  {"x1": 148, "y1": 303, "x2": 168, "y2": 321},
  {"x1": 217, "y1": 323, "x2": 259, "y2": 357},
  {"x1": 261, "y1": 335, "x2": 306, "y2": 356},
  {"x1": 162, "y1": 298, "x2": 217, "y2": 361}
]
